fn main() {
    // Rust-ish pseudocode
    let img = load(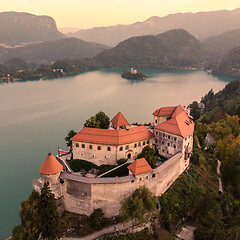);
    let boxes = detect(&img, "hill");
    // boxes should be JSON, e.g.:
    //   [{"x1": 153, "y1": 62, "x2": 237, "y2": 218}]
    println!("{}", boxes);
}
[
  {"x1": 92, "y1": 29, "x2": 209, "y2": 69},
  {"x1": 210, "y1": 46, "x2": 240, "y2": 79},
  {"x1": 67, "y1": 8, "x2": 240, "y2": 46},
  {"x1": 0, "y1": 38, "x2": 110, "y2": 64},
  {"x1": 0, "y1": 11, "x2": 65, "y2": 45},
  {"x1": 203, "y1": 28, "x2": 240, "y2": 58}
]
